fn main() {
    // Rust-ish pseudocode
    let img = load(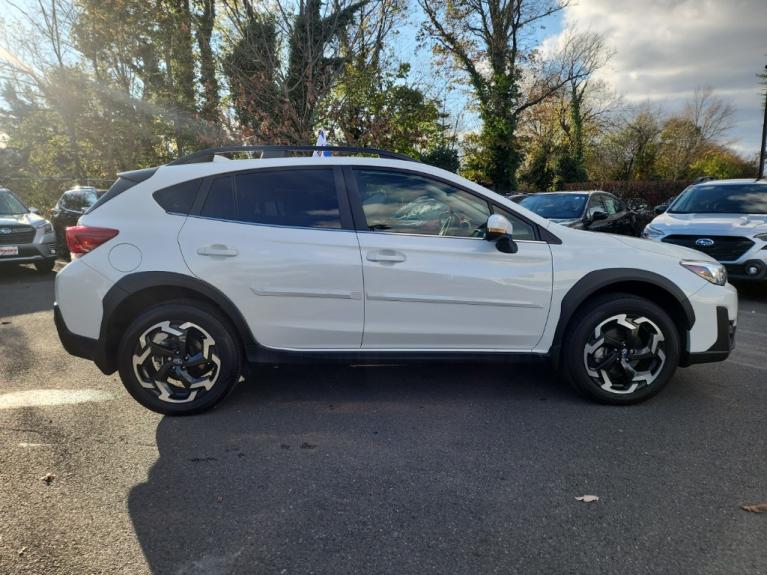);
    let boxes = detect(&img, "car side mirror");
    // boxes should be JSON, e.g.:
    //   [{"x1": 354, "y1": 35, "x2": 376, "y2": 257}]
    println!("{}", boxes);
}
[
  {"x1": 484, "y1": 214, "x2": 518, "y2": 254},
  {"x1": 654, "y1": 204, "x2": 667, "y2": 214},
  {"x1": 592, "y1": 210, "x2": 608, "y2": 221}
]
